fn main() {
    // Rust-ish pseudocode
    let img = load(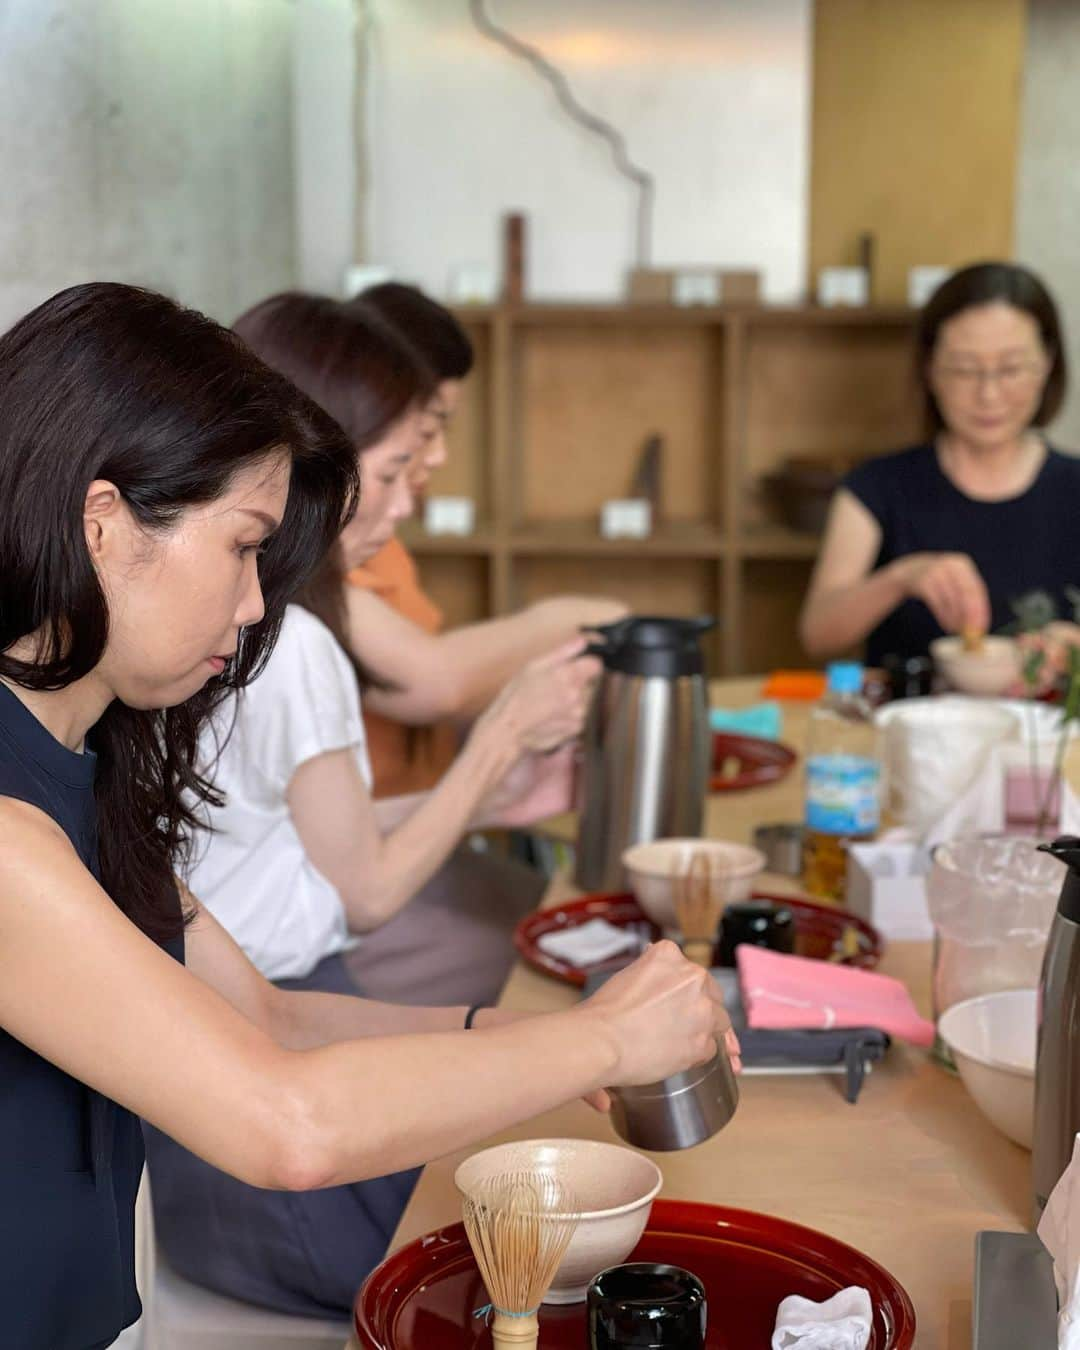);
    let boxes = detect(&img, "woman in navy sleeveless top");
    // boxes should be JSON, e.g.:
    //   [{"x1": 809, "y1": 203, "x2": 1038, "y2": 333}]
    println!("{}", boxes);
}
[
  {"x1": 0, "y1": 284, "x2": 734, "y2": 1347},
  {"x1": 800, "y1": 262, "x2": 1079, "y2": 664}
]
